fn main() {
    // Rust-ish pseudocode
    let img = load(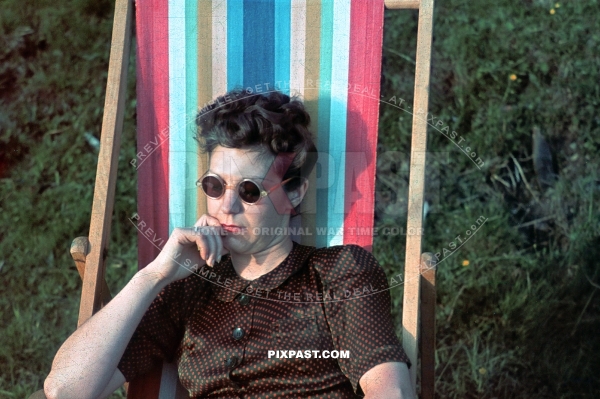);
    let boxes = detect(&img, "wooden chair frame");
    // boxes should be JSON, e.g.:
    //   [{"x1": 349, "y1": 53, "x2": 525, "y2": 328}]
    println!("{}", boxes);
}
[{"x1": 31, "y1": 0, "x2": 435, "y2": 397}]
